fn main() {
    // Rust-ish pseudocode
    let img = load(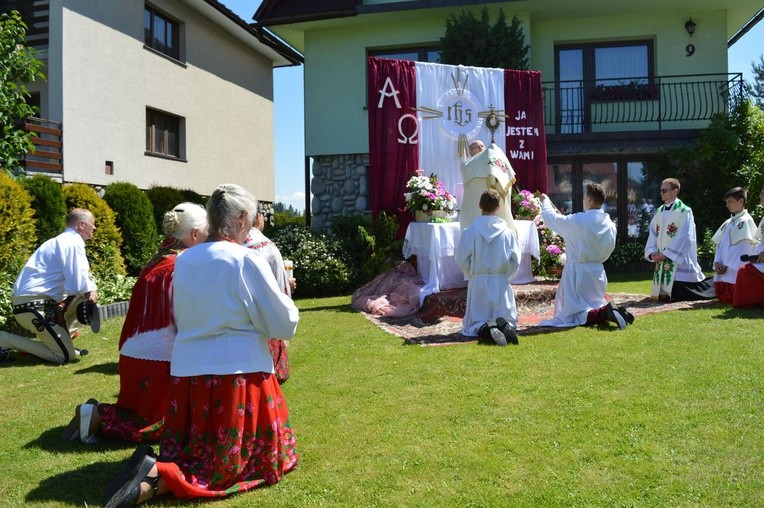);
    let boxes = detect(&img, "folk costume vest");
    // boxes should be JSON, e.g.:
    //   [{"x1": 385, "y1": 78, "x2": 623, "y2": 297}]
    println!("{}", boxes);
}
[{"x1": 650, "y1": 200, "x2": 690, "y2": 300}]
